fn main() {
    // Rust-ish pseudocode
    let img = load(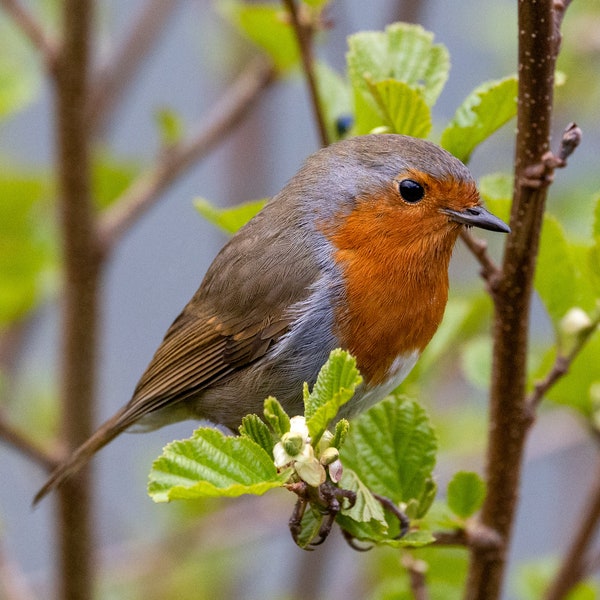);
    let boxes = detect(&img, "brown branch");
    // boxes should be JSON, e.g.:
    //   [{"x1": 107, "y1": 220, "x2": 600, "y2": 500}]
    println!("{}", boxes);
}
[
  {"x1": 544, "y1": 461, "x2": 600, "y2": 600},
  {"x1": 527, "y1": 315, "x2": 598, "y2": 412},
  {"x1": 402, "y1": 554, "x2": 430, "y2": 600},
  {"x1": 282, "y1": 0, "x2": 329, "y2": 146},
  {"x1": 97, "y1": 56, "x2": 276, "y2": 254},
  {"x1": 465, "y1": 2, "x2": 572, "y2": 598},
  {"x1": 0, "y1": 411, "x2": 59, "y2": 471},
  {"x1": 54, "y1": 1, "x2": 98, "y2": 598},
  {"x1": 87, "y1": 0, "x2": 178, "y2": 134},
  {"x1": 433, "y1": 522, "x2": 503, "y2": 551},
  {"x1": 459, "y1": 230, "x2": 502, "y2": 293},
  {"x1": 0, "y1": 0, "x2": 59, "y2": 73}
]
